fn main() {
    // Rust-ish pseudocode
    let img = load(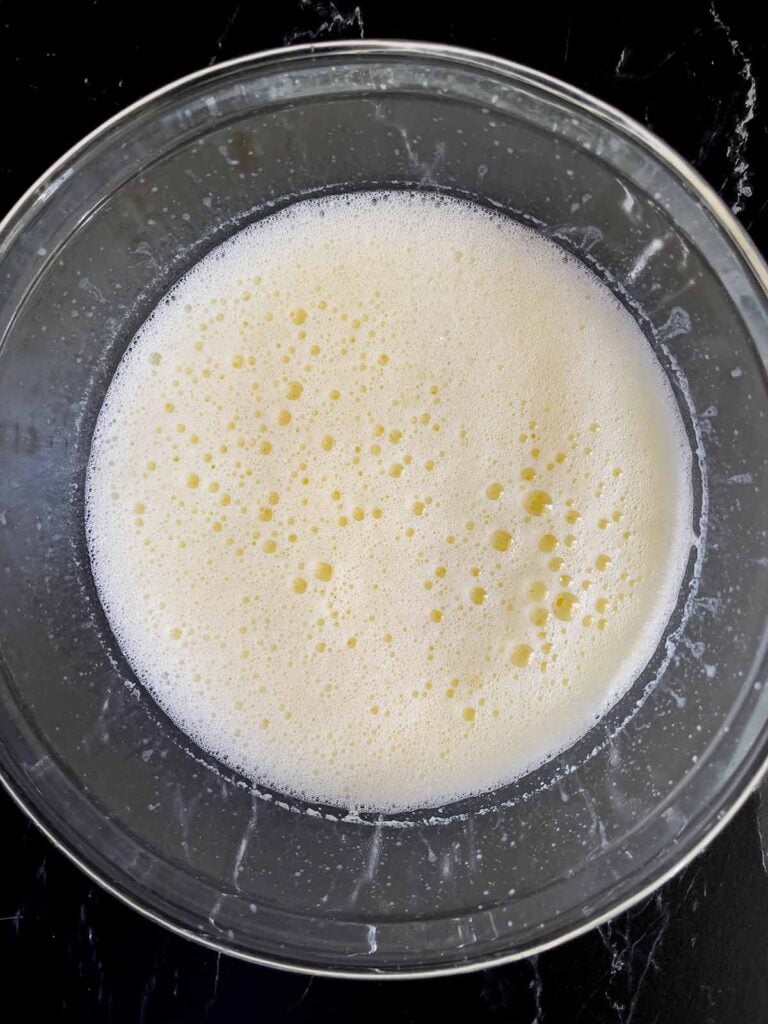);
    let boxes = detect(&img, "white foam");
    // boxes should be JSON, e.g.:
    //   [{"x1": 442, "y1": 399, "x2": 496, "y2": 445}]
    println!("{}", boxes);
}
[{"x1": 86, "y1": 191, "x2": 693, "y2": 812}]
